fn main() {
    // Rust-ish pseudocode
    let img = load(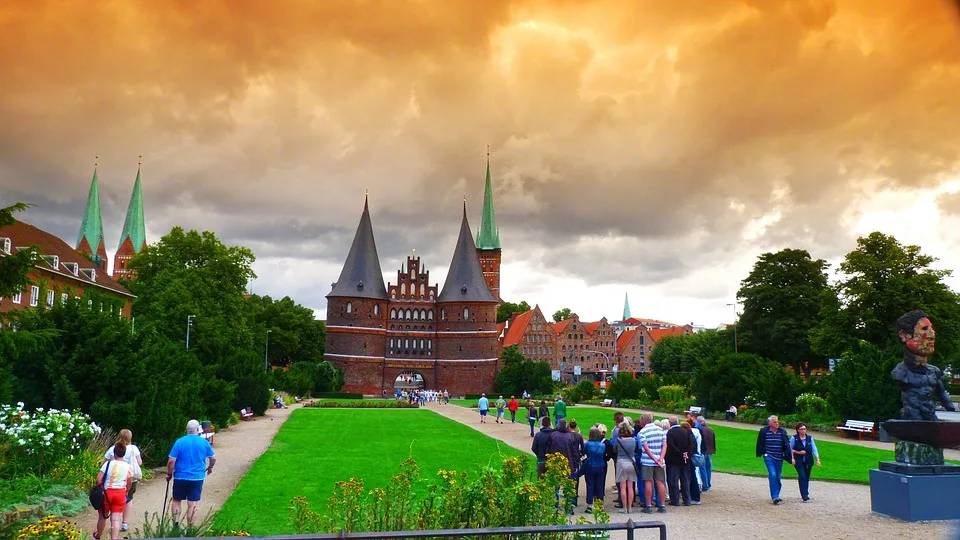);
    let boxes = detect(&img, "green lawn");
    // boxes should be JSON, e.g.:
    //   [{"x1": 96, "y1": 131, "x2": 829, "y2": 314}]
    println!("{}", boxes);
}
[
  {"x1": 449, "y1": 403, "x2": 906, "y2": 484},
  {"x1": 214, "y1": 408, "x2": 524, "y2": 534}
]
